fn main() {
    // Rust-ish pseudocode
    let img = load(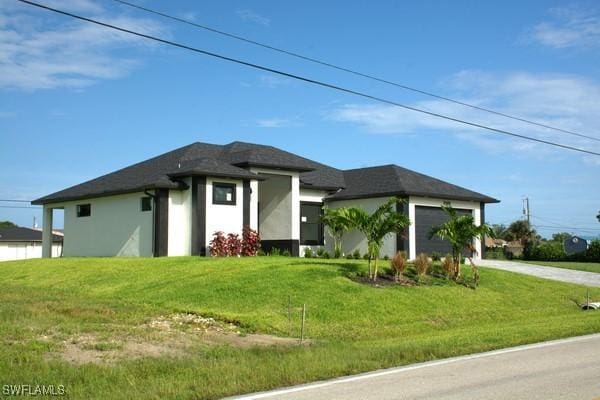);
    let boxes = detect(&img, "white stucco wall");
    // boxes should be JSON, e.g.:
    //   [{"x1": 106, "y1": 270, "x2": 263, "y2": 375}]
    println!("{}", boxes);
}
[
  {"x1": 408, "y1": 196, "x2": 482, "y2": 260},
  {"x1": 61, "y1": 192, "x2": 153, "y2": 257},
  {"x1": 326, "y1": 197, "x2": 397, "y2": 258},
  {"x1": 252, "y1": 169, "x2": 300, "y2": 241},
  {"x1": 205, "y1": 177, "x2": 244, "y2": 243},
  {"x1": 168, "y1": 178, "x2": 192, "y2": 256},
  {"x1": 0, "y1": 242, "x2": 62, "y2": 261}
]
